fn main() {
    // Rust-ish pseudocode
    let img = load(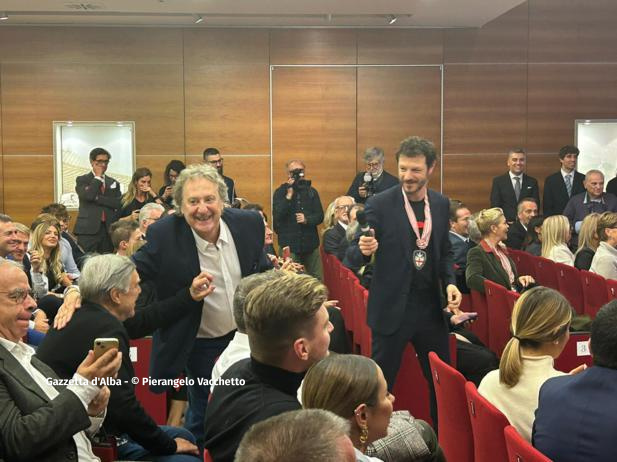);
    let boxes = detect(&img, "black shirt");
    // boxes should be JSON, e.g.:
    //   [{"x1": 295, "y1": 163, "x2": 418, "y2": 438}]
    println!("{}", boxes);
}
[
  {"x1": 203, "y1": 358, "x2": 303, "y2": 462},
  {"x1": 119, "y1": 196, "x2": 155, "y2": 219}
]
